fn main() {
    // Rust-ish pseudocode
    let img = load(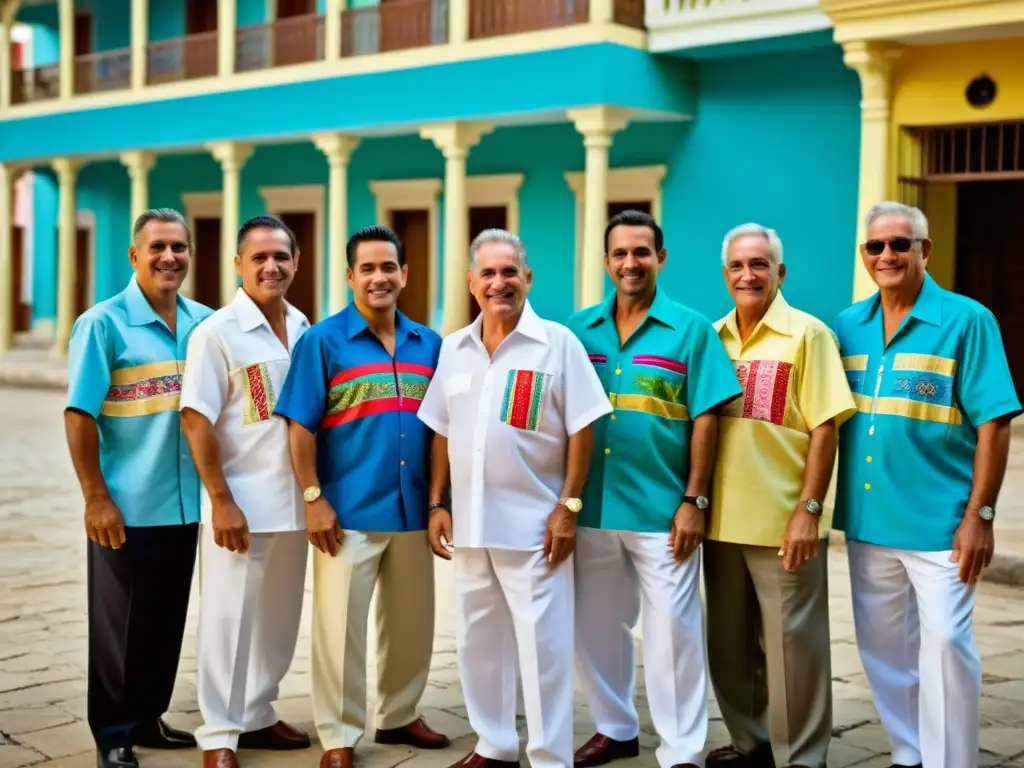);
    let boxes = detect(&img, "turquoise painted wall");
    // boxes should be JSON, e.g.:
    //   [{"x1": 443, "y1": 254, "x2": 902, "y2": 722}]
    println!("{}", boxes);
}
[
  {"x1": 150, "y1": 0, "x2": 186, "y2": 41},
  {"x1": 31, "y1": 171, "x2": 58, "y2": 325}
]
